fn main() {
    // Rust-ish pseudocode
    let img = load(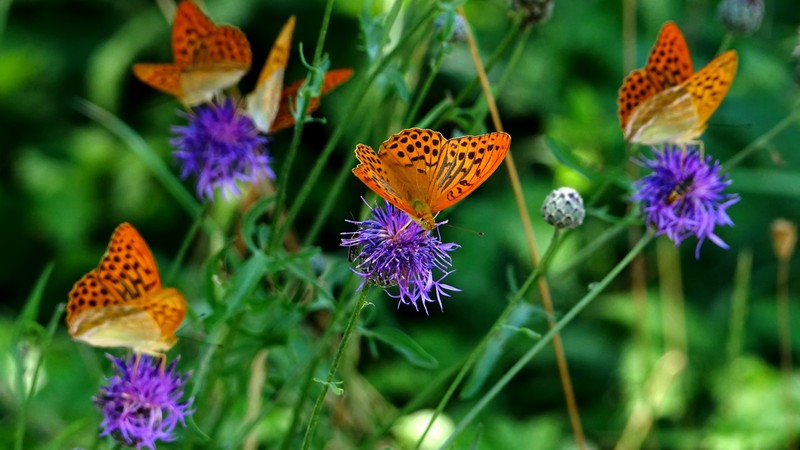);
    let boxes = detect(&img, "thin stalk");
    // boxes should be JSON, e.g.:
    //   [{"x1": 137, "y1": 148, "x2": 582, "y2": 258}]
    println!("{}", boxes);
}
[
  {"x1": 413, "y1": 228, "x2": 565, "y2": 450},
  {"x1": 405, "y1": 46, "x2": 448, "y2": 126},
  {"x1": 776, "y1": 250, "x2": 796, "y2": 449},
  {"x1": 429, "y1": 20, "x2": 523, "y2": 130},
  {"x1": 725, "y1": 250, "x2": 752, "y2": 363},
  {"x1": 723, "y1": 108, "x2": 800, "y2": 170},
  {"x1": 439, "y1": 233, "x2": 654, "y2": 448},
  {"x1": 301, "y1": 288, "x2": 370, "y2": 449},
  {"x1": 456, "y1": 7, "x2": 586, "y2": 449},
  {"x1": 656, "y1": 238, "x2": 687, "y2": 355}
]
